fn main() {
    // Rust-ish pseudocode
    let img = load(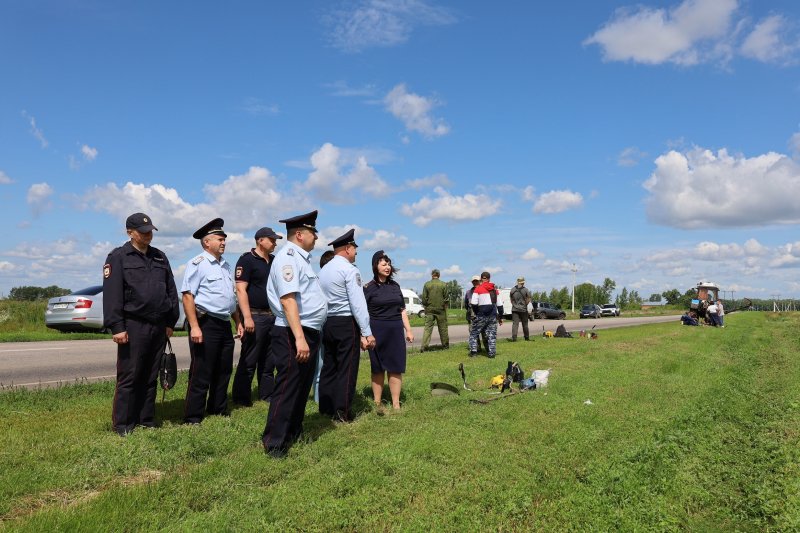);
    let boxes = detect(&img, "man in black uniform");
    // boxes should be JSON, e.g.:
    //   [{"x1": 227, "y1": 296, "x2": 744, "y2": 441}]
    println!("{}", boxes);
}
[
  {"x1": 231, "y1": 227, "x2": 282, "y2": 406},
  {"x1": 103, "y1": 212, "x2": 179, "y2": 436}
]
